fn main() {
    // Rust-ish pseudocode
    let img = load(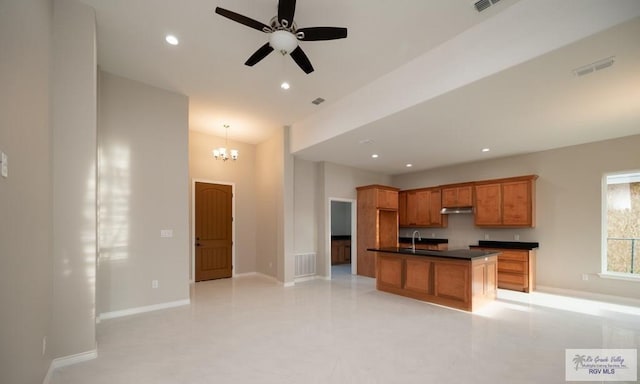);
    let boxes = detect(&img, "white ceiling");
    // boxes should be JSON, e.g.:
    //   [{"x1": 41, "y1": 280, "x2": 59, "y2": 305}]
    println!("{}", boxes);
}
[{"x1": 79, "y1": 0, "x2": 640, "y2": 175}]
